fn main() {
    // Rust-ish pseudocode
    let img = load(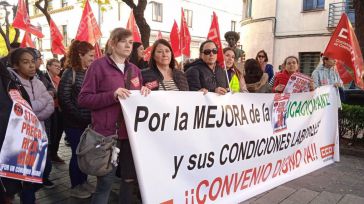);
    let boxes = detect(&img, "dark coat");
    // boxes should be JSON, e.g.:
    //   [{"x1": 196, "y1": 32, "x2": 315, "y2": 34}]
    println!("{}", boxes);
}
[
  {"x1": 185, "y1": 59, "x2": 228, "y2": 92},
  {"x1": 142, "y1": 68, "x2": 189, "y2": 91},
  {"x1": 58, "y1": 68, "x2": 91, "y2": 129}
]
